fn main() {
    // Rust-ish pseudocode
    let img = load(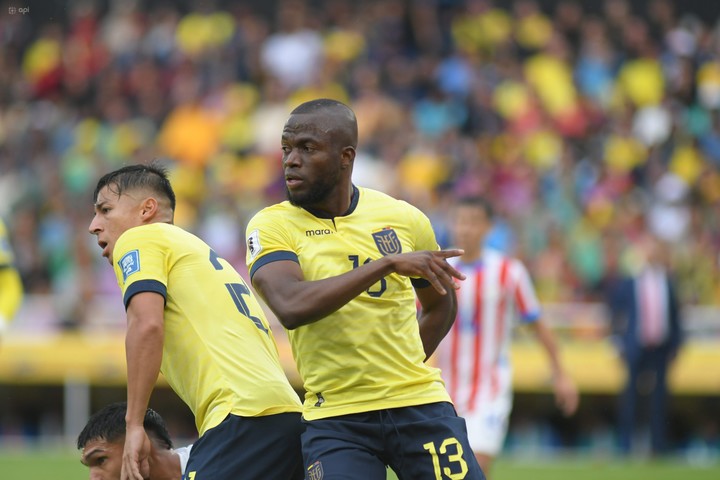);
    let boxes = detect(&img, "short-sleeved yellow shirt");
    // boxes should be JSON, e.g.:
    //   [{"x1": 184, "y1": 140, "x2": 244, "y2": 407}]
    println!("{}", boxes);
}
[
  {"x1": 246, "y1": 187, "x2": 450, "y2": 420},
  {"x1": 113, "y1": 223, "x2": 301, "y2": 435}
]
